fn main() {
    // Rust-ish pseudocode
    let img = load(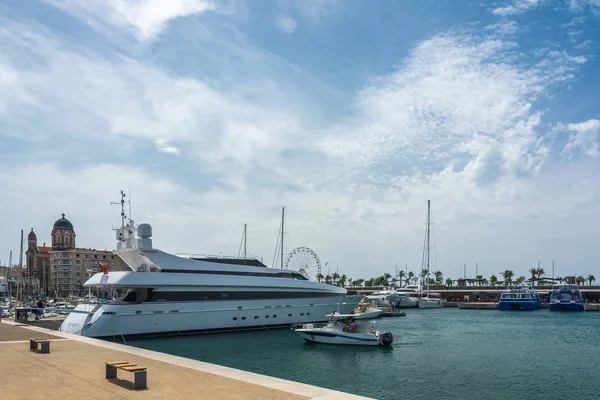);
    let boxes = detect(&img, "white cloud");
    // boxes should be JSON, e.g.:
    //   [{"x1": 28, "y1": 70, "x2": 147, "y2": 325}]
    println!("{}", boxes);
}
[
  {"x1": 44, "y1": 0, "x2": 215, "y2": 40},
  {"x1": 318, "y1": 34, "x2": 578, "y2": 188},
  {"x1": 492, "y1": 0, "x2": 542, "y2": 16},
  {"x1": 484, "y1": 20, "x2": 520, "y2": 35},
  {"x1": 276, "y1": 16, "x2": 299, "y2": 34},
  {"x1": 561, "y1": 119, "x2": 600, "y2": 158}
]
